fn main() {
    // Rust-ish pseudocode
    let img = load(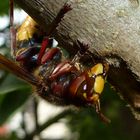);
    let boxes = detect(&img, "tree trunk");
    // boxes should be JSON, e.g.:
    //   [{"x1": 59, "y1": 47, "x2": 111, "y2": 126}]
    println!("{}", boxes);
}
[{"x1": 14, "y1": 0, "x2": 140, "y2": 119}]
